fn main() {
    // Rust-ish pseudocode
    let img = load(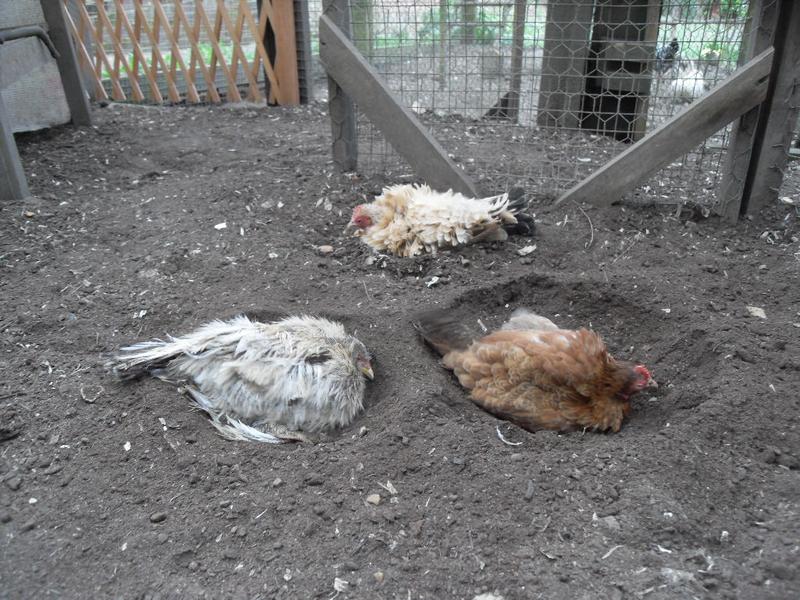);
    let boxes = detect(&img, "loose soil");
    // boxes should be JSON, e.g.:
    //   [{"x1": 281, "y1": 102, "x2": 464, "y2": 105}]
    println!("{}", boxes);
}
[{"x1": 1, "y1": 102, "x2": 799, "y2": 599}]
